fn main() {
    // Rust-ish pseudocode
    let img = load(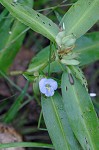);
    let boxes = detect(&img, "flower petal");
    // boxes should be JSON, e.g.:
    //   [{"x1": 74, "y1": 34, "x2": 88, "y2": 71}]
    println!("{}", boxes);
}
[
  {"x1": 45, "y1": 87, "x2": 54, "y2": 97},
  {"x1": 39, "y1": 86, "x2": 46, "y2": 94},
  {"x1": 39, "y1": 78, "x2": 47, "y2": 94},
  {"x1": 47, "y1": 79, "x2": 58, "y2": 90},
  {"x1": 39, "y1": 78, "x2": 58, "y2": 97}
]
